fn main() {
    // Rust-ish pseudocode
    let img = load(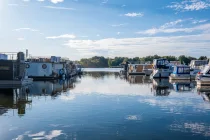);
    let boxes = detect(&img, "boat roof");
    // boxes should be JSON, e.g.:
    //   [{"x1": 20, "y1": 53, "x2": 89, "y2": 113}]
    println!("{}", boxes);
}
[{"x1": 173, "y1": 65, "x2": 190, "y2": 68}]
